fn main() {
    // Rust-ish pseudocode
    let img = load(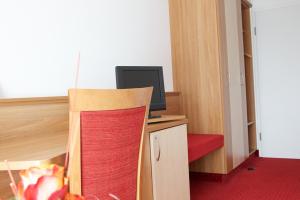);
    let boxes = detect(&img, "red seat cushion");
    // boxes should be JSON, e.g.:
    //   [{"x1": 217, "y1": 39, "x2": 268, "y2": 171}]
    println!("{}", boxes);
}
[
  {"x1": 188, "y1": 134, "x2": 224, "y2": 163},
  {"x1": 80, "y1": 106, "x2": 146, "y2": 200}
]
